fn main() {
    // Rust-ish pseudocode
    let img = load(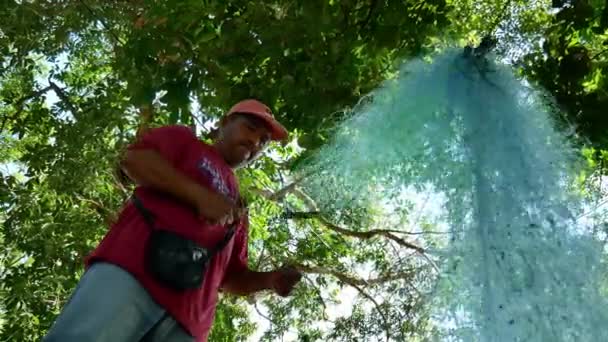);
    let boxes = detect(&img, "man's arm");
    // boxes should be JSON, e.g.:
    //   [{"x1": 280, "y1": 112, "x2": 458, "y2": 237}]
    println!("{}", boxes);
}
[
  {"x1": 121, "y1": 126, "x2": 237, "y2": 223},
  {"x1": 122, "y1": 149, "x2": 207, "y2": 208},
  {"x1": 222, "y1": 267, "x2": 302, "y2": 297},
  {"x1": 221, "y1": 269, "x2": 275, "y2": 296}
]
